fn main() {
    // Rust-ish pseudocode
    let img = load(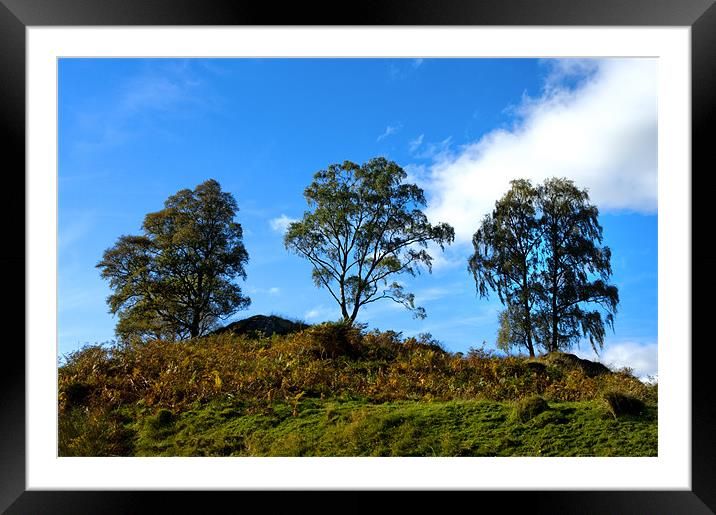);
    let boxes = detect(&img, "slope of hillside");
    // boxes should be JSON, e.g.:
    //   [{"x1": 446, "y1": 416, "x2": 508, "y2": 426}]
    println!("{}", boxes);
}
[{"x1": 58, "y1": 318, "x2": 657, "y2": 457}]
